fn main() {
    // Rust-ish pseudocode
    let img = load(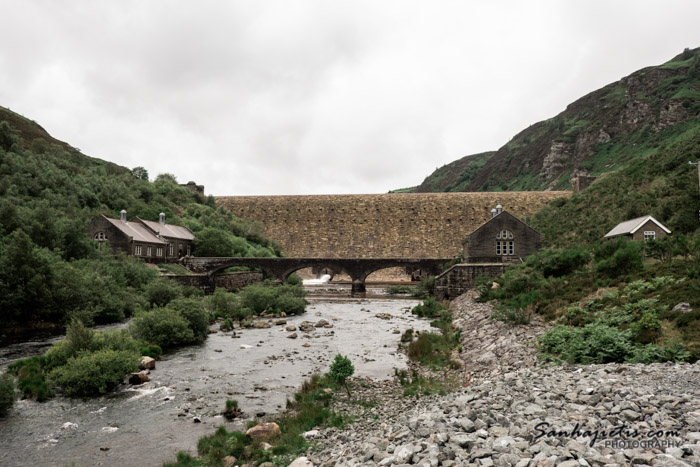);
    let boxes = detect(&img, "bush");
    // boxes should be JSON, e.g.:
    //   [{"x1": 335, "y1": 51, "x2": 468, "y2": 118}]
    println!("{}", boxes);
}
[
  {"x1": 327, "y1": 354, "x2": 354, "y2": 396},
  {"x1": 166, "y1": 298, "x2": 211, "y2": 342},
  {"x1": 411, "y1": 297, "x2": 445, "y2": 319},
  {"x1": 0, "y1": 372, "x2": 16, "y2": 416},
  {"x1": 538, "y1": 323, "x2": 634, "y2": 364},
  {"x1": 234, "y1": 281, "x2": 307, "y2": 317},
  {"x1": 595, "y1": 240, "x2": 643, "y2": 278},
  {"x1": 47, "y1": 349, "x2": 140, "y2": 397},
  {"x1": 145, "y1": 278, "x2": 183, "y2": 308},
  {"x1": 529, "y1": 247, "x2": 590, "y2": 277},
  {"x1": 129, "y1": 307, "x2": 196, "y2": 348}
]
